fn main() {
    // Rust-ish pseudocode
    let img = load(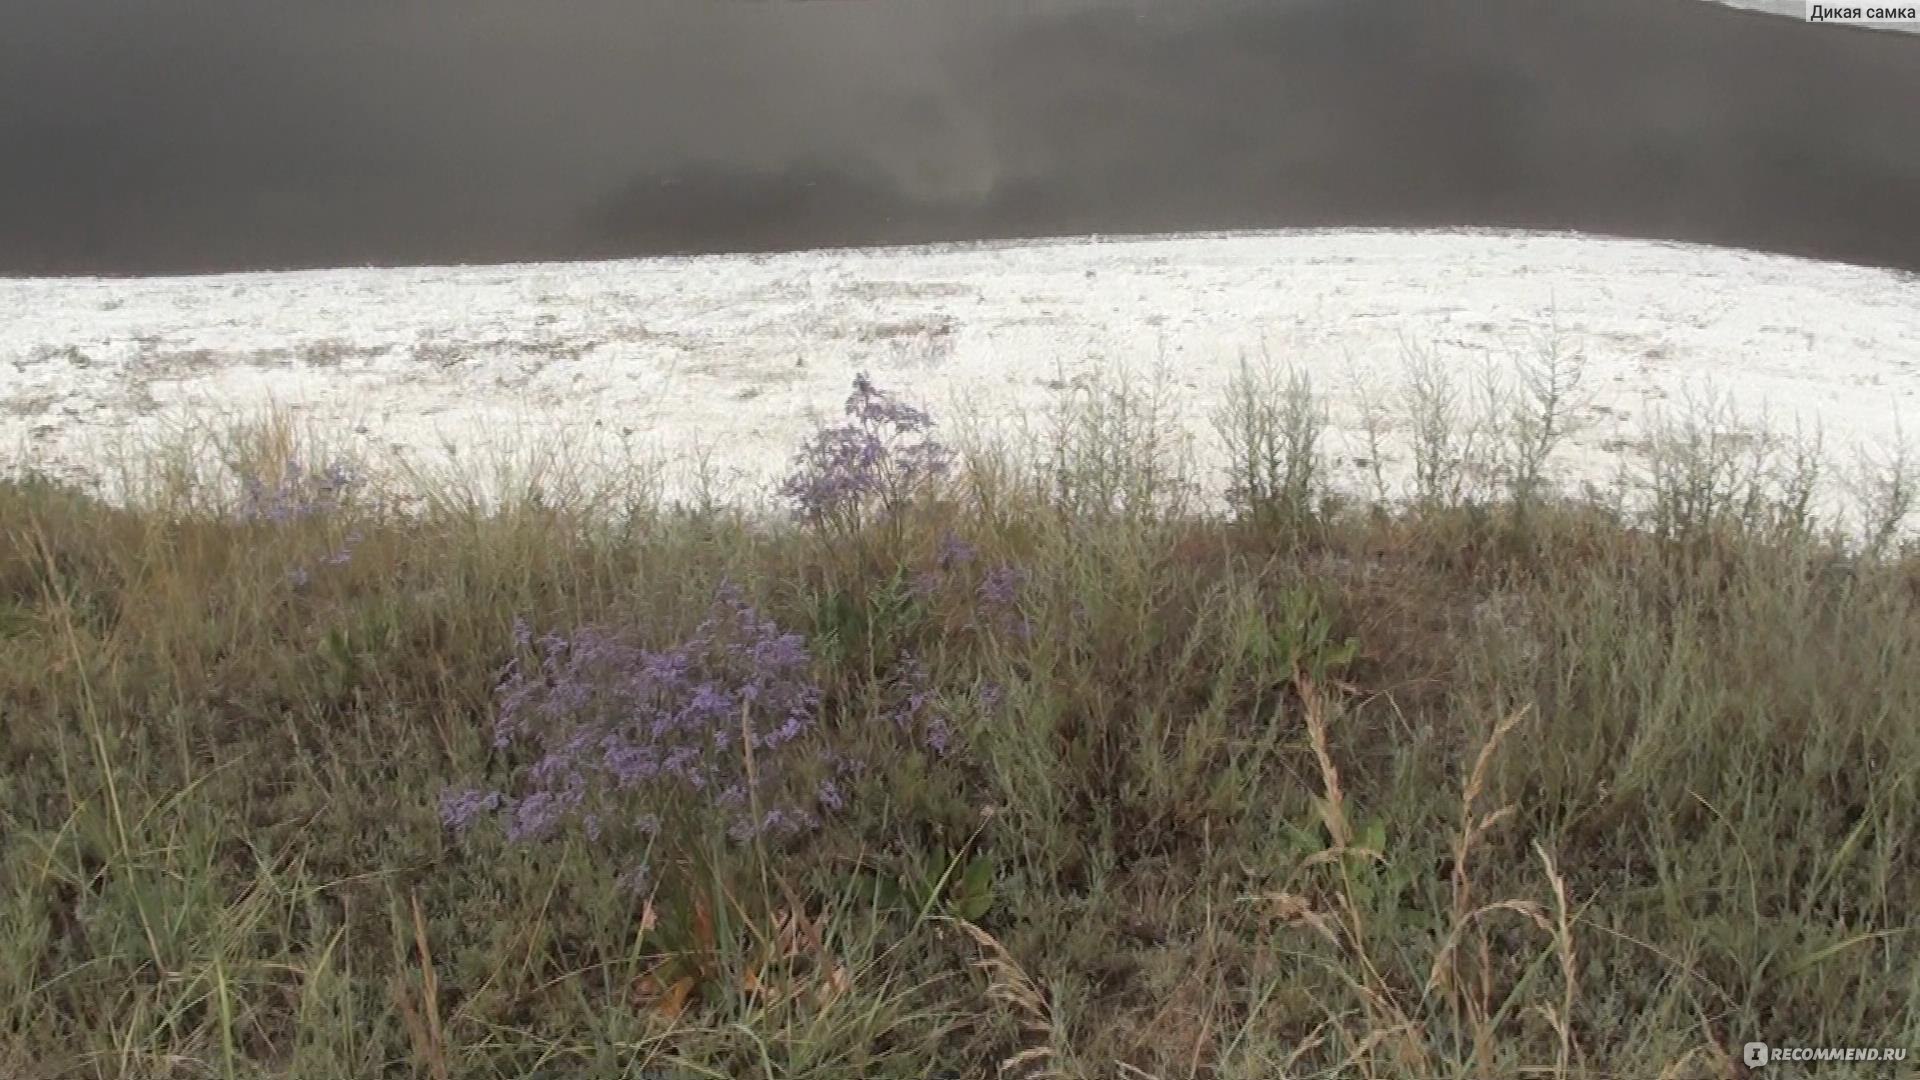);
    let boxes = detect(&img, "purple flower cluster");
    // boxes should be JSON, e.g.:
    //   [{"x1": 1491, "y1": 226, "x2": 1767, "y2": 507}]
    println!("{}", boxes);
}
[
  {"x1": 883, "y1": 653, "x2": 957, "y2": 757},
  {"x1": 323, "y1": 532, "x2": 363, "y2": 566},
  {"x1": 444, "y1": 585, "x2": 835, "y2": 876},
  {"x1": 913, "y1": 531, "x2": 978, "y2": 599},
  {"x1": 779, "y1": 374, "x2": 952, "y2": 530},
  {"x1": 908, "y1": 531, "x2": 1033, "y2": 642},
  {"x1": 237, "y1": 457, "x2": 358, "y2": 525},
  {"x1": 978, "y1": 681, "x2": 1004, "y2": 712},
  {"x1": 937, "y1": 531, "x2": 979, "y2": 570},
  {"x1": 438, "y1": 788, "x2": 504, "y2": 833},
  {"x1": 977, "y1": 564, "x2": 1026, "y2": 609},
  {"x1": 976, "y1": 563, "x2": 1033, "y2": 640},
  {"x1": 287, "y1": 530, "x2": 364, "y2": 589}
]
